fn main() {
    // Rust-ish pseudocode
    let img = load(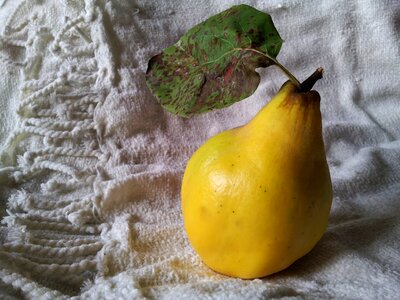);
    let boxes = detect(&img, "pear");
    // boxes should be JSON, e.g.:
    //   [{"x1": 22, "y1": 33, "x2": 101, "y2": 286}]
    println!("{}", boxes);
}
[{"x1": 181, "y1": 69, "x2": 332, "y2": 279}]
